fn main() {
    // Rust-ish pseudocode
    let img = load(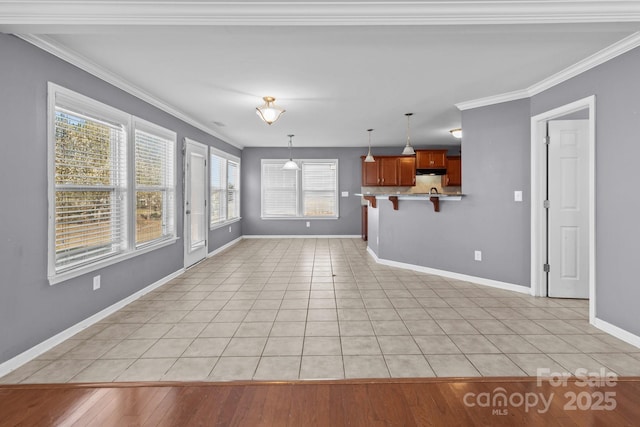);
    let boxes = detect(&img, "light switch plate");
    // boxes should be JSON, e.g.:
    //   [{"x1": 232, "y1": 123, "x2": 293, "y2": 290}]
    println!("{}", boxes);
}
[
  {"x1": 341, "y1": 191, "x2": 349, "y2": 197},
  {"x1": 514, "y1": 191, "x2": 523, "y2": 202}
]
